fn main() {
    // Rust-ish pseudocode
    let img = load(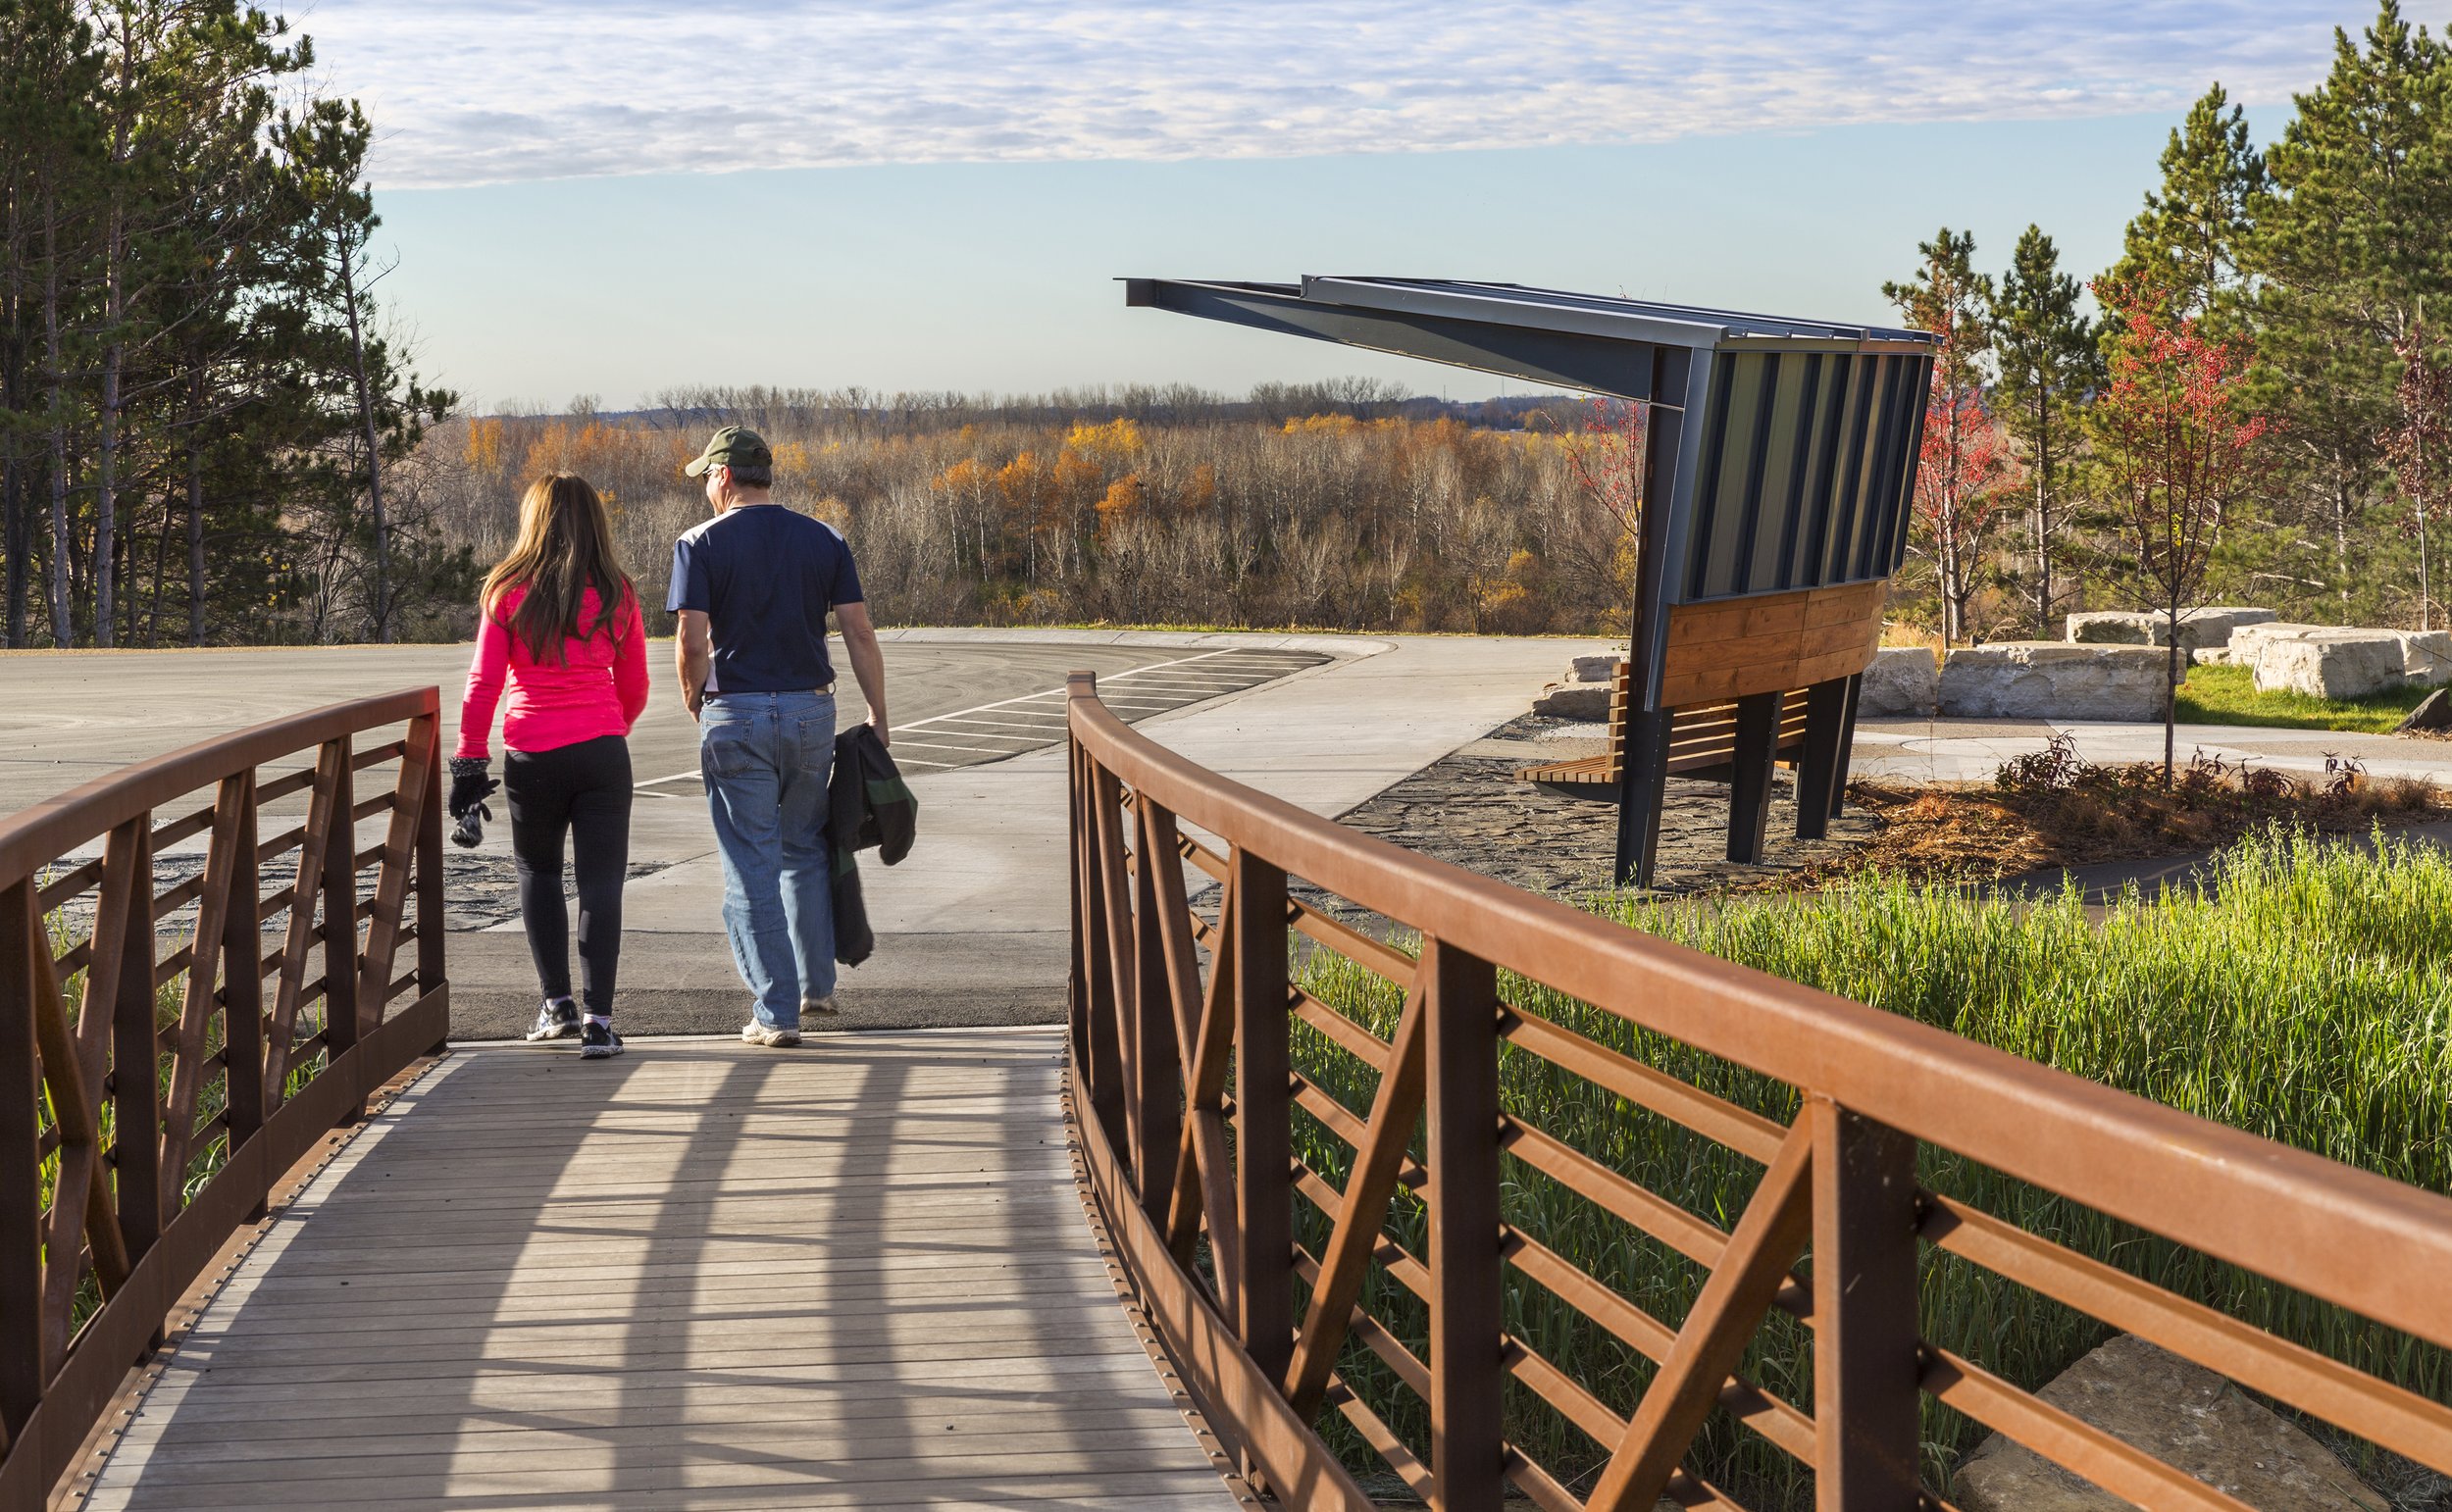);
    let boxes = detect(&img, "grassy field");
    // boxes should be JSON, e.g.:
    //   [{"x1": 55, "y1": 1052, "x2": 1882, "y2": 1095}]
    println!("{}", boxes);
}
[
  {"x1": 1291, "y1": 827, "x2": 2451, "y2": 1506},
  {"x1": 2174, "y1": 662, "x2": 2434, "y2": 732}
]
